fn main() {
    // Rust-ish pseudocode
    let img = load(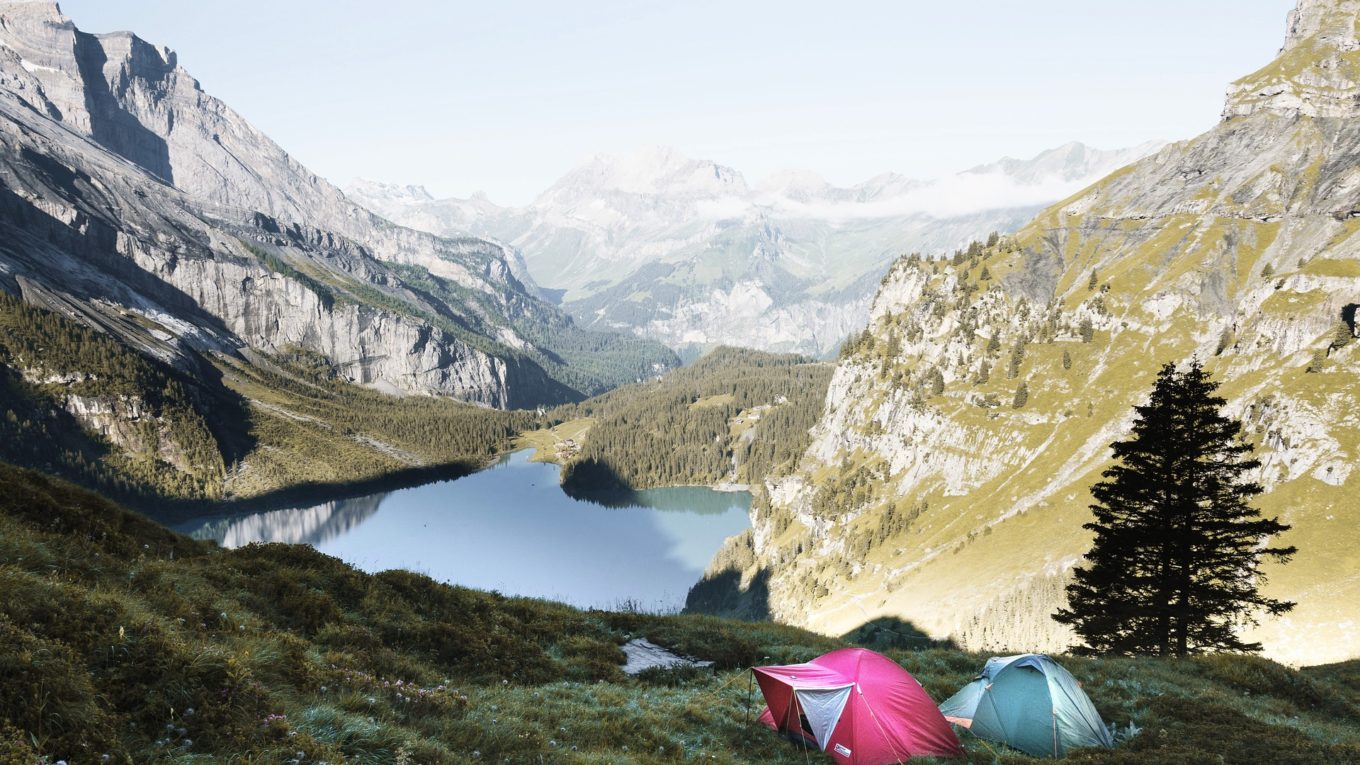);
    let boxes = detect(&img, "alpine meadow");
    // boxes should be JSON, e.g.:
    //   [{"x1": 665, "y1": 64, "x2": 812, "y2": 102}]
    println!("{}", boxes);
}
[{"x1": 1, "y1": 1, "x2": 1358, "y2": 764}]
